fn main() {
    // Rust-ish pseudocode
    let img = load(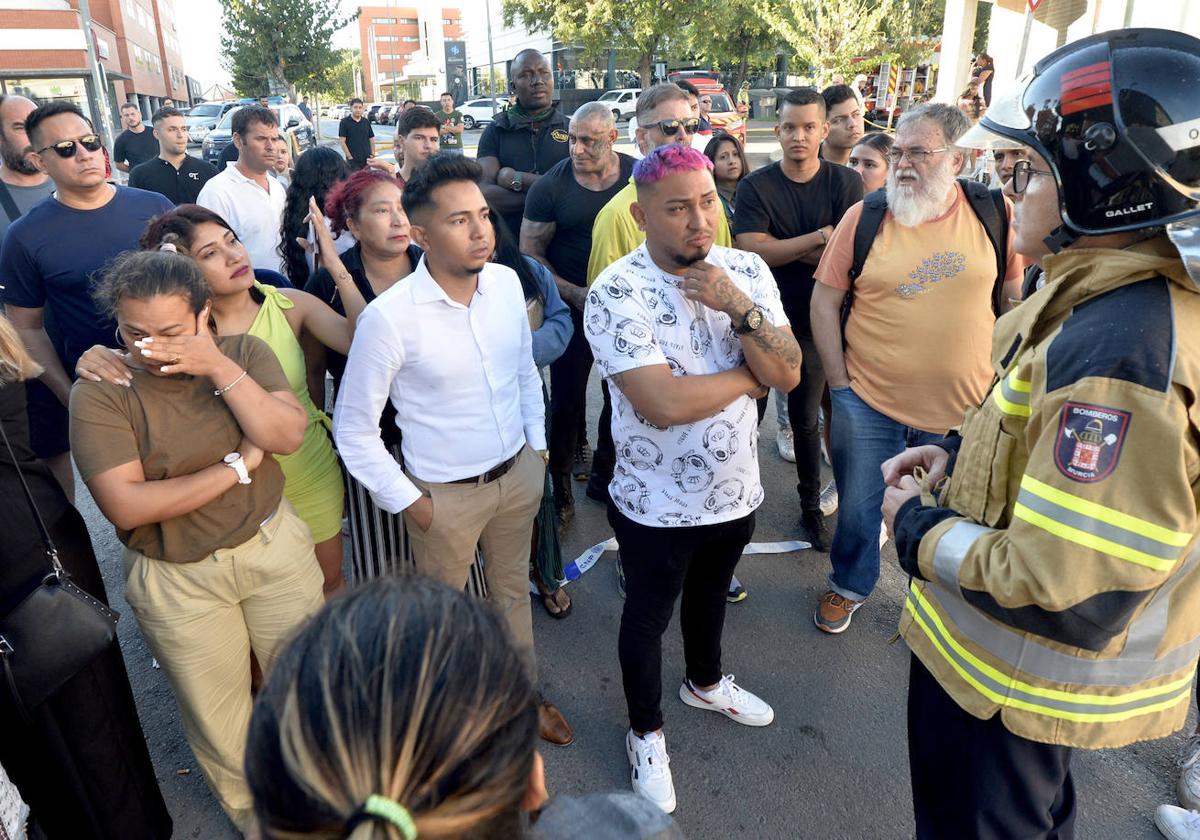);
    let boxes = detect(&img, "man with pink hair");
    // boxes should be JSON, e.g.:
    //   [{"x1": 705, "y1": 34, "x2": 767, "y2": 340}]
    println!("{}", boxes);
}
[{"x1": 585, "y1": 144, "x2": 801, "y2": 814}]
